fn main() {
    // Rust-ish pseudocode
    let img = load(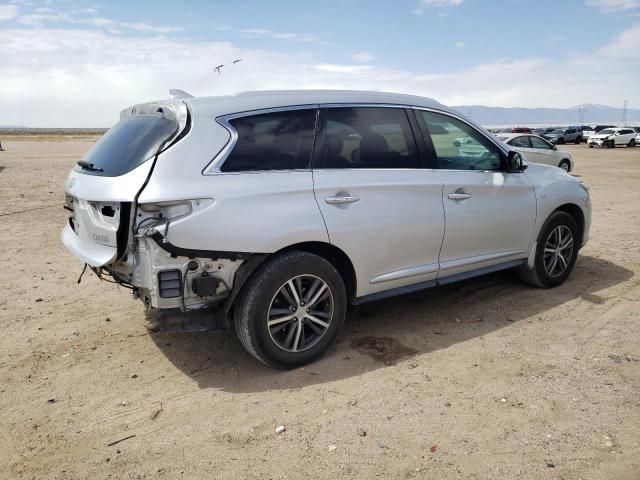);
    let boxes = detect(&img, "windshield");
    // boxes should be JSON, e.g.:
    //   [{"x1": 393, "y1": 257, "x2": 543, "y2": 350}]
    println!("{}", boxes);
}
[
  {"x1": 599, "y1": 129, "x2": 615, "y2": 135},
  {"x1": 75, "y1": 115, "x2": 178, "y2": 177}
]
